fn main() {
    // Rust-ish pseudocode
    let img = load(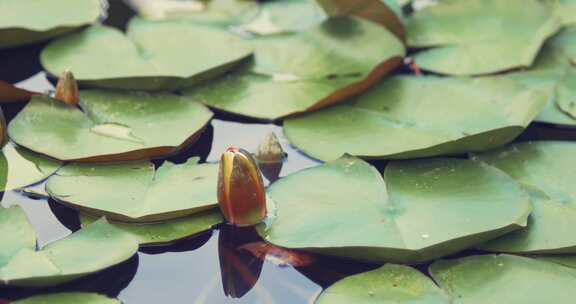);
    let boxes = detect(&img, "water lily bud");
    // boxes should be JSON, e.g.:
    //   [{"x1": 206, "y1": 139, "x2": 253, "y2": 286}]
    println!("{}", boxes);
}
[
  {"x1": 255, "y1": 133, "x2": 286, "y2": 182},
  {"x1": 218, "y1": 147, "x2": 267, "y2": 226},
  {"x1": 54, "y1": 69, "x2": 80, "y2": 106}
]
